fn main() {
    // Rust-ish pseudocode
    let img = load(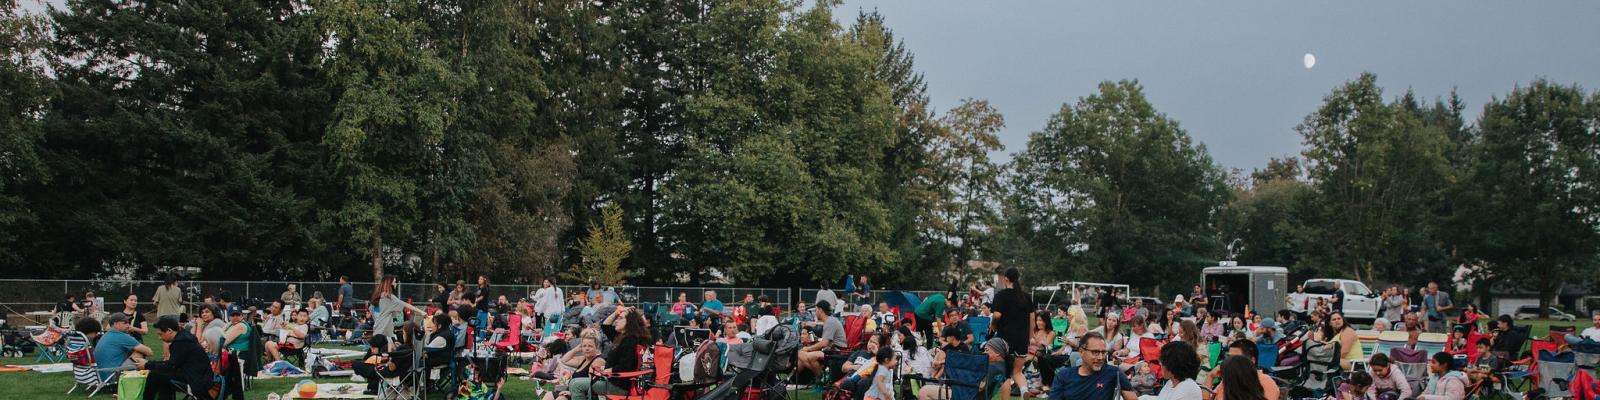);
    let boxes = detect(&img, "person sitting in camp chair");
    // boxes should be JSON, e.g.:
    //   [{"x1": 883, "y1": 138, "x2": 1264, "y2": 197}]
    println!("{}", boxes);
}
[
  {"x1": 799, "y1": 300, "x2": 850, "y2": 377},
  {"x1": 138, "y1": 316, "x2": 218, "y2": 400},
  {"x1": 98, "y1": 313, "x2": 153, "y2": 378},
  {"x1": 265, "y1": 308, "x2": 308, "y2": 363}
]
